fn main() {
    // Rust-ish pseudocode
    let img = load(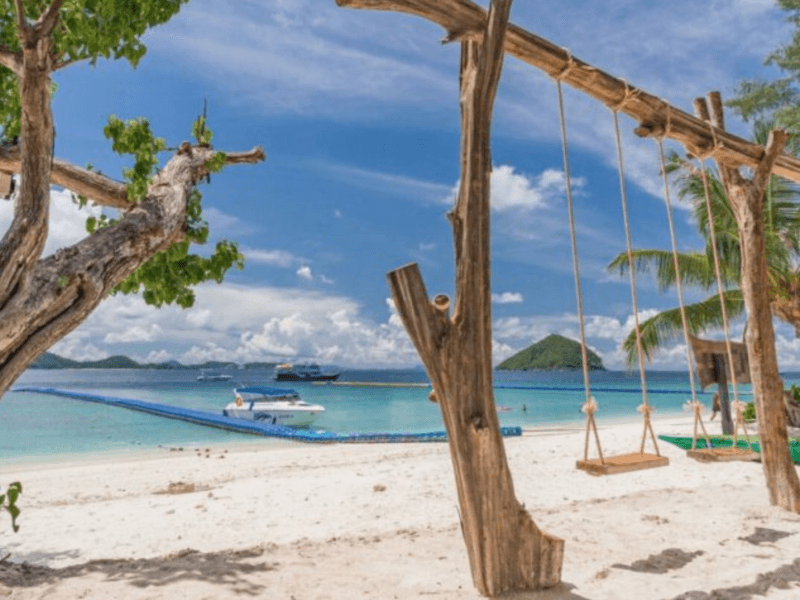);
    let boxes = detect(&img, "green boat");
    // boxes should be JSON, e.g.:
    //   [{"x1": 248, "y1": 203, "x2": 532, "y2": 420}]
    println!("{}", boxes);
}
[{"x1": 659, "y1": 435, "x2": 800, "y2": 463}]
